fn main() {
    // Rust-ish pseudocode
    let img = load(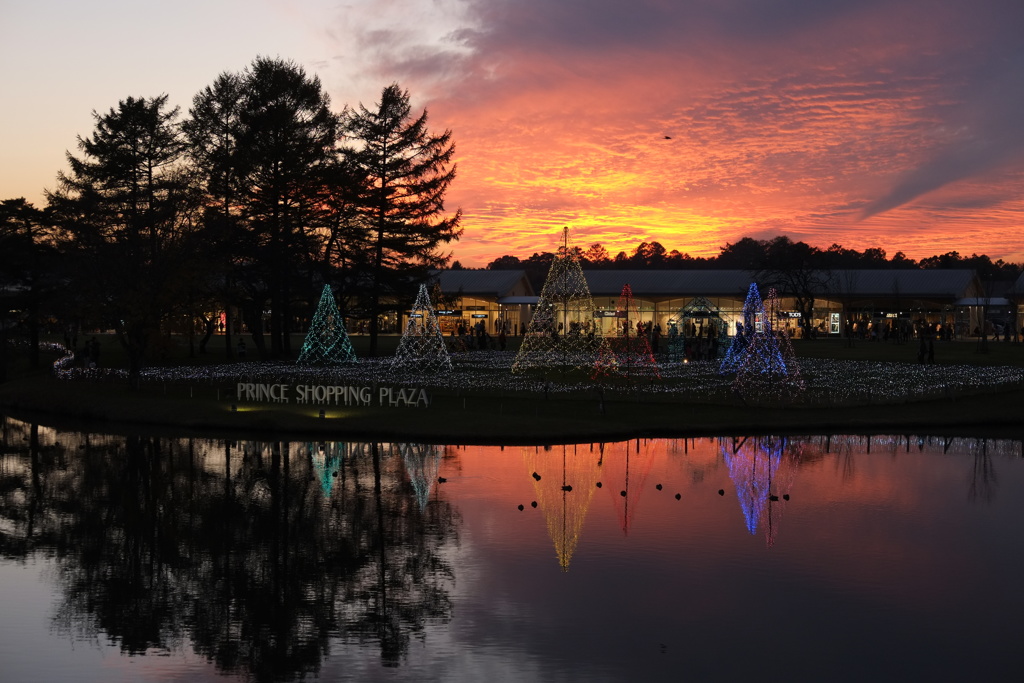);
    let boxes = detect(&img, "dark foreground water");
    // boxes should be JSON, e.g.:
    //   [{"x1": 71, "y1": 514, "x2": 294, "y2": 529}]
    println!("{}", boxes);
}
[{"x1": 1, "y1": 417, "x2": 1023, "y2": 682}]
